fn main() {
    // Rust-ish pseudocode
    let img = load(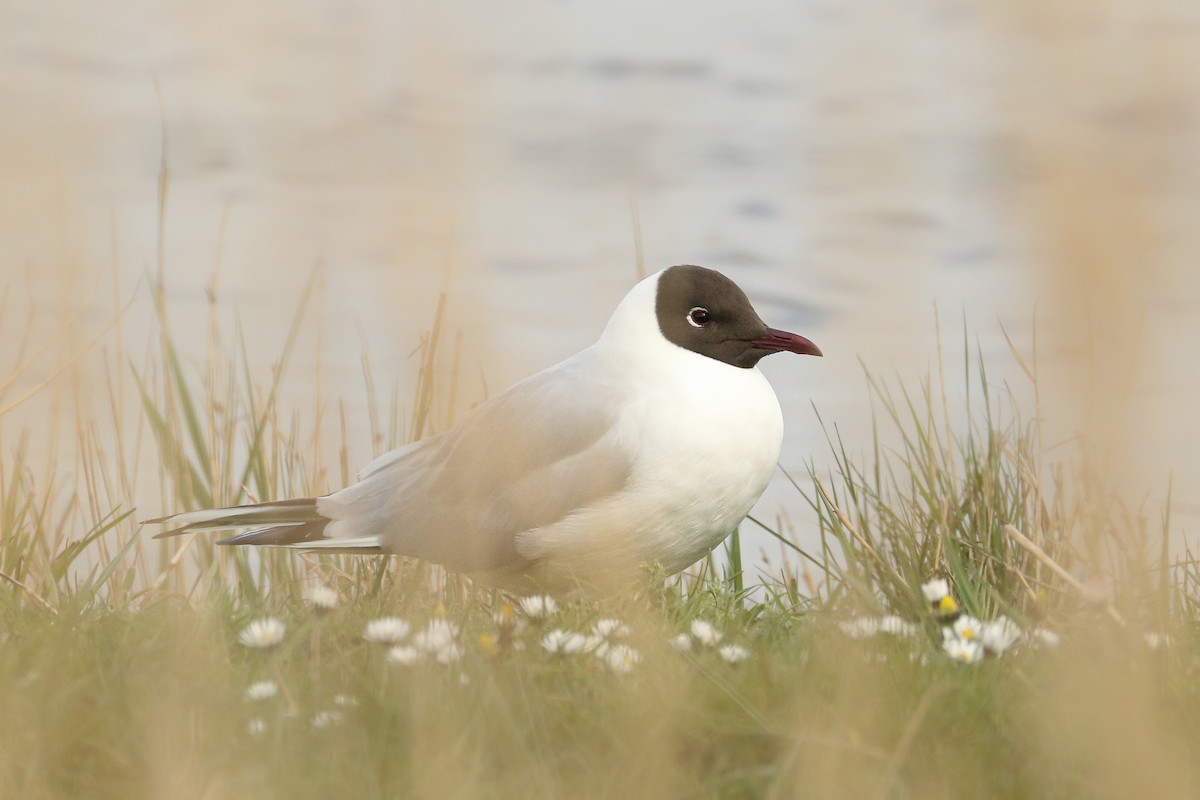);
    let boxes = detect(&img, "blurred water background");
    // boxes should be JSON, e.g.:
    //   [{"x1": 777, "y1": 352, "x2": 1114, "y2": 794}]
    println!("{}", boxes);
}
[{"x1": 2, "y1": 0, "x2": 1198, "y2": 570}]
